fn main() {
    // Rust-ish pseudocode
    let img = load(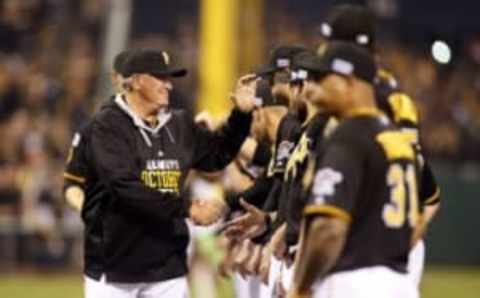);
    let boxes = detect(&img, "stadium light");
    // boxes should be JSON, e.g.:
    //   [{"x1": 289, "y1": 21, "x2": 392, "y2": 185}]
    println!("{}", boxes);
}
[{"x1": 431, "y1": 40, "x2": 452, "y2": 64}]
